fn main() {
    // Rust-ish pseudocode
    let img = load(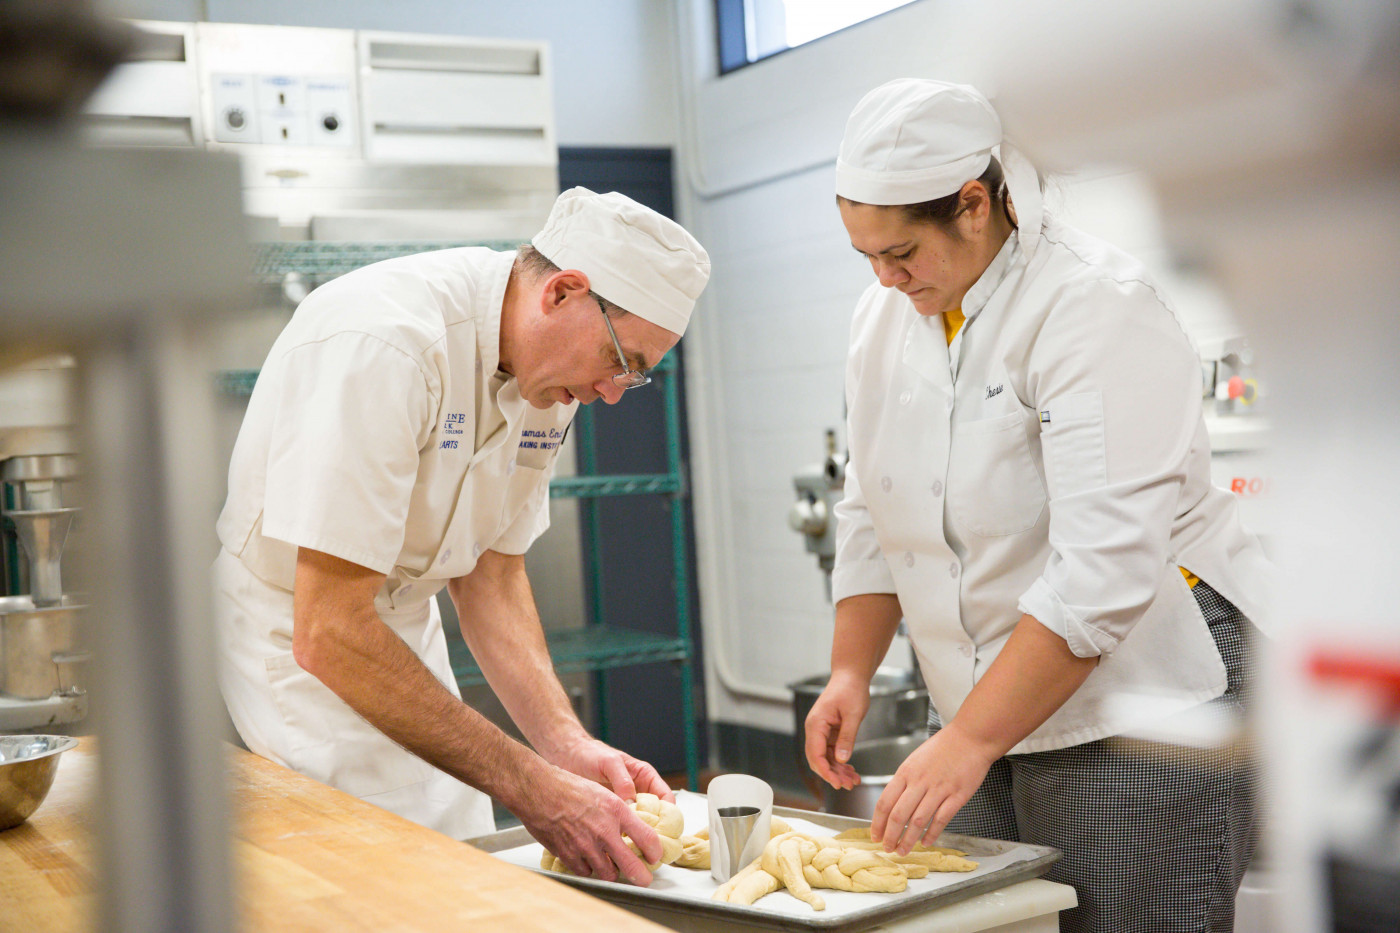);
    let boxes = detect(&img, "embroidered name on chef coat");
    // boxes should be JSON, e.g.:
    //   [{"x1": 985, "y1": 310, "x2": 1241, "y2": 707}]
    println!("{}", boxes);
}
[
  {"x1": 440, "y1": 412, "x2": 467, "y2": 449},
  {"x1": 516, "y1": 426, "x2": 566, "y2": 469},
  {"x1": 518, "y1": 428, "x2": 563, "y2": 452}
]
